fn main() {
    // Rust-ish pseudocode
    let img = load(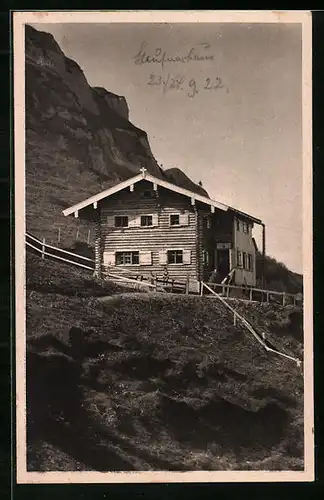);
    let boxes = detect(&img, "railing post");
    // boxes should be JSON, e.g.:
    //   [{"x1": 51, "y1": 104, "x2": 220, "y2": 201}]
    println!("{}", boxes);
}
[
  {"x1": 200, "y1": 282, "x2": 203, "y2": 296},
  {"x1": 282, "y1": 292, "x2": 286, "y2": 306},
  {"x1": 266, "y1": 291, "x2": 269, "y2": 303},
  {"x1": 233, "y1": 312, "x2": 237, "y2": 326},
  {"x1": 249, "y1": 288, "x2": 252, "y2": 302},
  {"x1": 41, "y1": 238, "x2": 45, "y2": 259}
]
